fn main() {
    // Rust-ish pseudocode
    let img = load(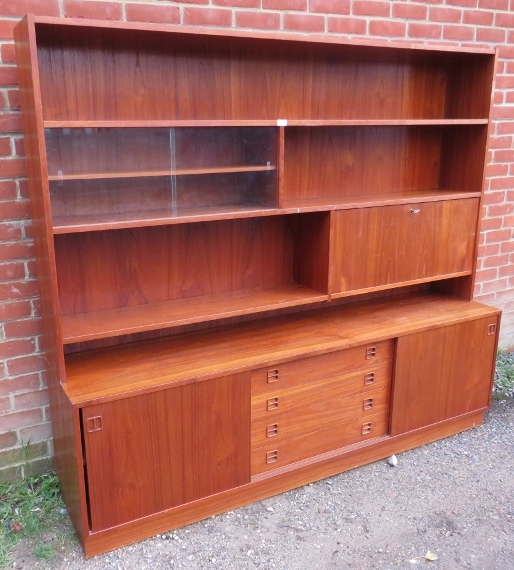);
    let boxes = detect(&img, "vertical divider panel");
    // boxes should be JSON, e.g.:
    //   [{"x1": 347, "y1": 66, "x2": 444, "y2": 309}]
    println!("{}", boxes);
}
[{"x1": 277, "y1": 126, "x2": 285, "y2": 208}]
